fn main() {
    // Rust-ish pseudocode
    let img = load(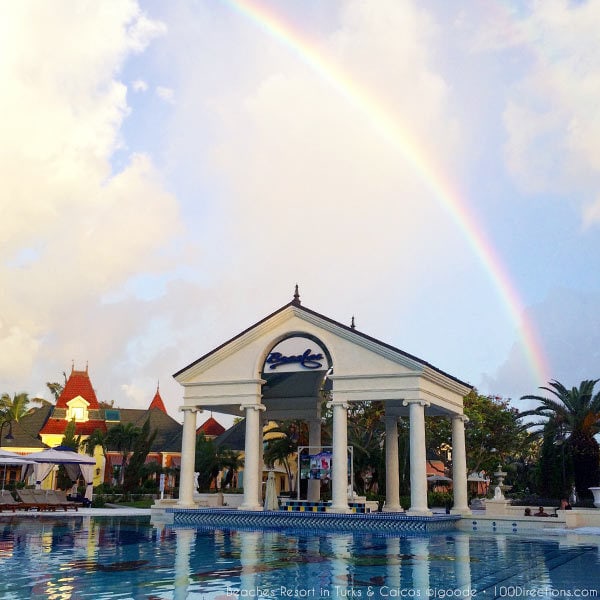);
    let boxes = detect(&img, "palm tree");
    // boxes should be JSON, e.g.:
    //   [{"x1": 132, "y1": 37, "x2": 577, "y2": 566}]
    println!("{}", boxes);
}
[
  {"x1": 106, "y1": 423, "x2": 141, "y2": 485},
  {"x1": 0, "y1": 392, "x2": 32, "y2": 422},
  {"x1": 521, "y1": 379, "x2": 600, "y2": 498},
  {"x1": 84, "y1": 428, "x2": 108, "y2": 459}
]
